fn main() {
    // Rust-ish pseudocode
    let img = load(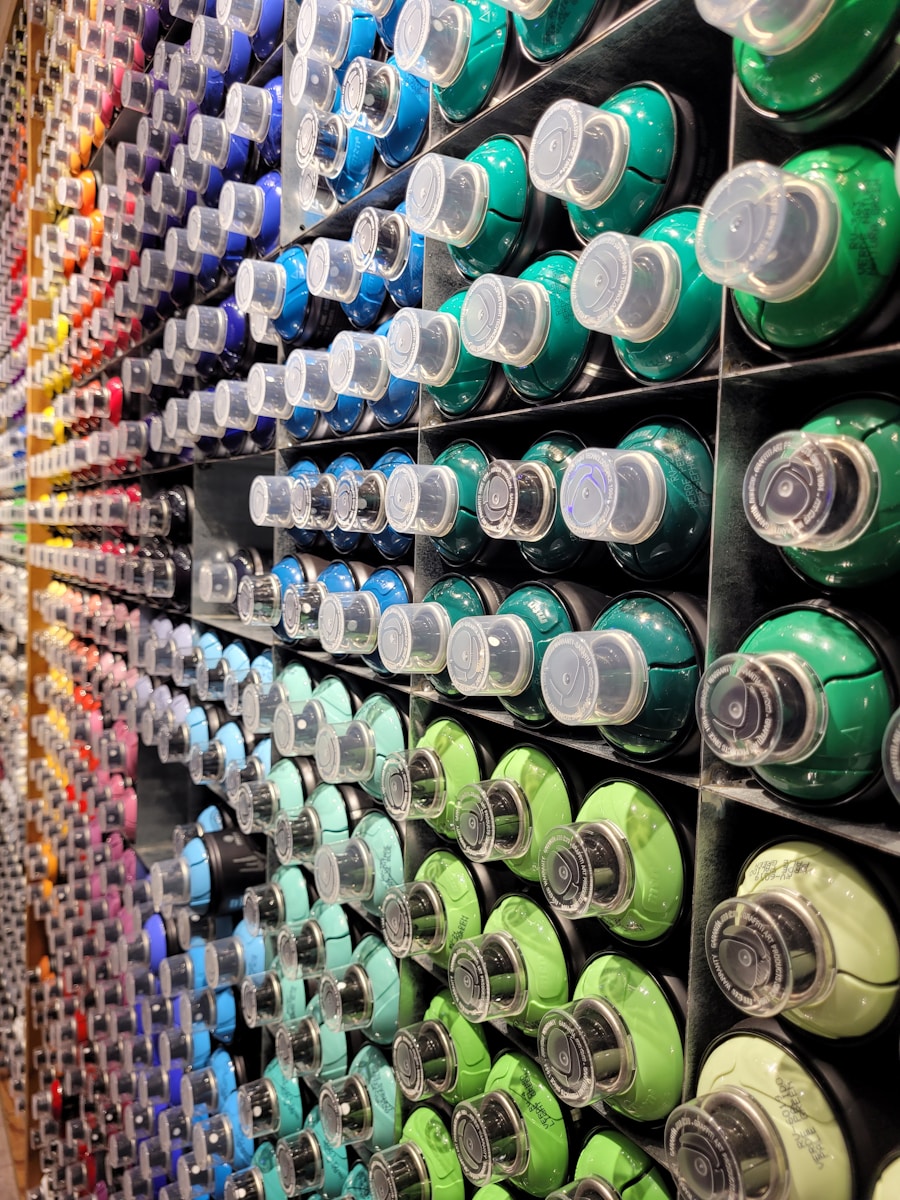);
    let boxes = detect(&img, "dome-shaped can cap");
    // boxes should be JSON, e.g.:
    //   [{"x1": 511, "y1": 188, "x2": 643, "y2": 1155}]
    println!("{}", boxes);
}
[
  {"x1": 333, "y1": 469, "x2": 388, "y2": 533},
  {"x1": 340, "y1": 57, "x2": 401, "y2": 137},
  {"x1": 742, "y1": 430, "x2": 879, "y2": 551},
  {"x1": 316, "y1": 718, "x2": 377, "y2": 783},
  {"x1": 695, "y1": 161, "x2": 839, "y2": 302},
  {"x1": 476, "y1": 458, "x2": 556, "y2": 542},
  {"x1": 559, "y1": 447, "x2": 667, "y2": 544},
  {"x1": 288, "y1": 54, "x2": 337, "y2": 112},
  {"x1": 218, "y1": 0, "x2": 264, "y2": 37},
  {"x1": 377, "y1": 602, "x2": 451, "y2": 674},
  {"x1": 446, "y1": 614, "x2": 533, "y2": 697},
  {"x1": 307, "y1": 238, "x2": 362, "y2": 303},
  {"x1": 405, "y1": 154, "x2": 489, "y2": 245},
  {"x1": 235, "y1": 259, "x2": 287, "y2": 317},
  {"x1": 295, "y1": 0, "x2": 354, "y2": 64},
  {"x1": 250, "y1": 476, "x2": 296, "y2": 528},
  {"x1": 225, "y1": 83, "x2": 272, "y2": 141},
  {"x1": 247, "y1": 363, "x2": 292, "y2": 418},
  {"x1": 286, "y1": 348, "x2": 337, "y2": 412},
  {"x1": 529, "y1": 100, "x2": 630, "y2": 209},
  {"x1": 386, "y1": 308, "x2": 459, "y2": 386},
  {"x1": 328, "y1": 330, "x2": 390, "y2": 399},
  {"x1": 318, "y1": 591, "x2": 382, "y2": 654},
  {"x1": 394, "y1": 0, "x2": 470, "y2": 86},
  {"x1": 351, "y1": 207, "x2": 410, "y2": 281},
  {"x1": 572, "y1": 232, "x2": 681, "y2": 342},
  {"x1": 219, "y1": 180, "x2": 265, "y2": 238},
  {"x1": 384, "y1": 463, "x2": 459, "y2": 536},
  {"x1": 296, "y1": 110, "x2": 349, "y2": 179},
  {"x1": 694, "y1": 0, "x2": 832, "y2": 53},
  {"x1": 460, "y1": 273, "x2": 550, "y2": 367},
  {"x1": 213, "y1": 379, "x2": 255, "y2": 431},
  {"x1": 540, "y1": 630, "x2": 649, "y2": 726}
]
